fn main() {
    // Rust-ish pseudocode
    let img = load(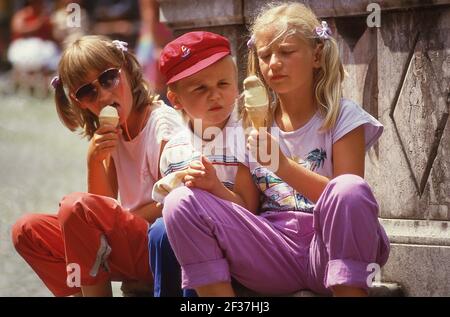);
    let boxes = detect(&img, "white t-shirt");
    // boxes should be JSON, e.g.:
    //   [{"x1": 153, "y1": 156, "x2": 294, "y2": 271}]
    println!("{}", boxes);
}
[
  {"x1": 248, "y1": 99, "x2": 383, "y2": 213},
  {"x1": 111, "y1": 101, "x2": 184, "y2": 210},
  {"x1": 159, "y1": 110, "x2": 242, "y2": 190}
]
